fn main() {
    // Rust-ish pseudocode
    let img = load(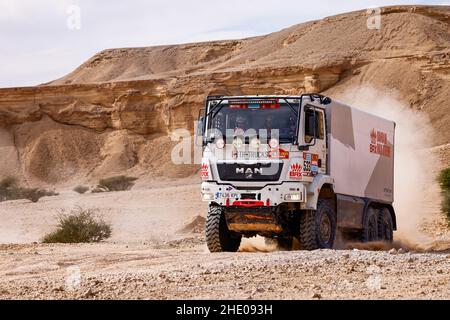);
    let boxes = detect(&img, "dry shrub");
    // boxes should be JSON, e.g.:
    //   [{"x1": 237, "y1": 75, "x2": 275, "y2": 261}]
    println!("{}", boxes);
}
[
  {"x1": 73, "y1": 185, "x2": 89, "y2": 194},
  {"x1": 438, "y1": 168, "x2": 450, "y2": 224},
  {"x1": 0, "y1": 177, "x2": 58, "y2": 203},
  {"x1": 42, "y1": 207, "x2": 111, "y2": 243},
  {"x1": 92, "y1": 175, "x2": 138, "y2": 192}
]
